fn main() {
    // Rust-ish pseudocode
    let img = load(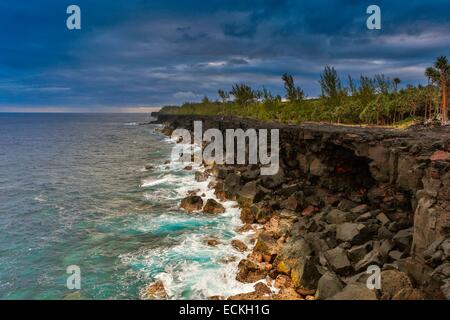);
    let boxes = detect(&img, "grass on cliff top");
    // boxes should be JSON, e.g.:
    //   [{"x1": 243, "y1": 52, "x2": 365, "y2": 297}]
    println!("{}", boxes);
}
[{"x1": 159, "y1": 99, "x2": 423, "y2": 129}]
